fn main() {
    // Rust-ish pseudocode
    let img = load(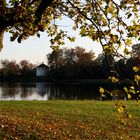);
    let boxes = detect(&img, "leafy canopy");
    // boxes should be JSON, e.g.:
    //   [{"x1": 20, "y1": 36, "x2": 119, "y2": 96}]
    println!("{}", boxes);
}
[{"x1": 0, "y1": 0, "x2": 139, "y2": 54}]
